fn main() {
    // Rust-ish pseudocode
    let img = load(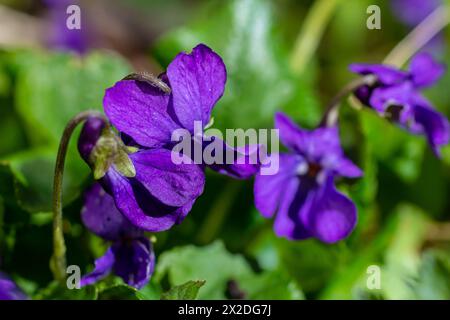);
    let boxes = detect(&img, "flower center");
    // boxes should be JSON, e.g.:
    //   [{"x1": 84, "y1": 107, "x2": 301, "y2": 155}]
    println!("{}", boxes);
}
[
  {"x1": 384, "y1": 104, "x2": 404, "y2": 122},
  {"x1": 307, "y1": 162, "x2": 322, "y2": 178},
  {"x1": 296, "y1": 161, "x2": 323, "y2": 179}
]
